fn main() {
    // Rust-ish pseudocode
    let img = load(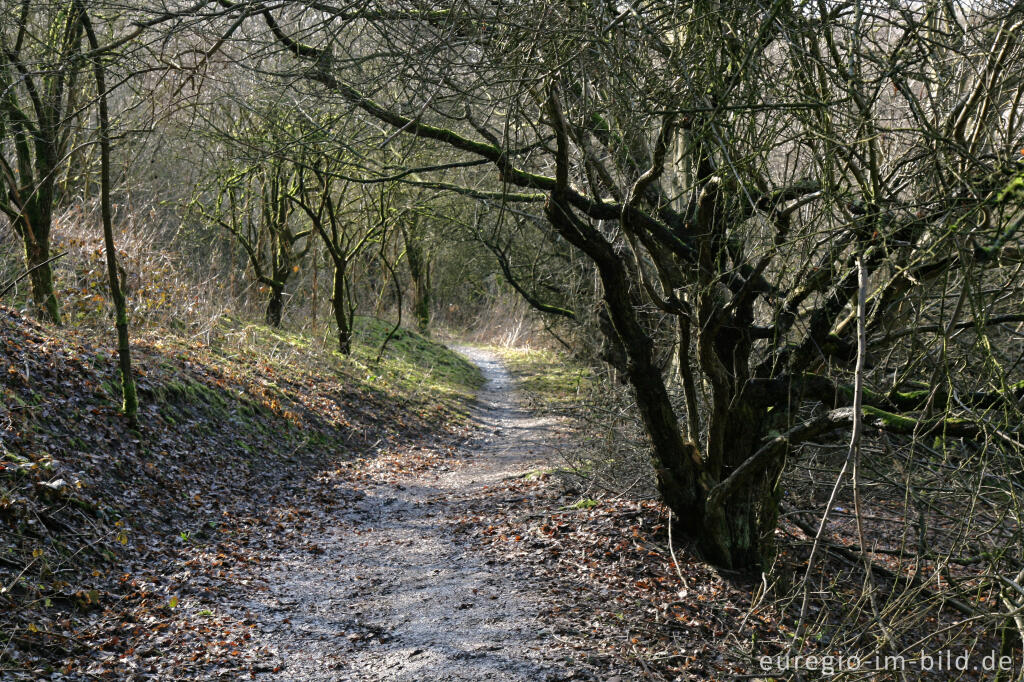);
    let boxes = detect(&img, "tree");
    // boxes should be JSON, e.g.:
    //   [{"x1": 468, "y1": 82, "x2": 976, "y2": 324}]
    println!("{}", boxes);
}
[
  {"x1": 0, "y1": 0, "x2": 88, "y2": 323},
  {"x1": 1, "y1": 0, "x2": 146, "y2": 418},
  {"x1": 199, "y1": 0, "x2": 1024, "y2": 572},
  {"x1": 193, "y1": 113, "x2": 313, "y2": 328},
  {"x1": 79, "y1": 0, "x2": 137, "y2": 423},
  {"x1": 401, "y1": 211, "x2": 431, "y2": 335},
  {"x1": 291, "y1": 148, "x2": 382, "y2": 355}
]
